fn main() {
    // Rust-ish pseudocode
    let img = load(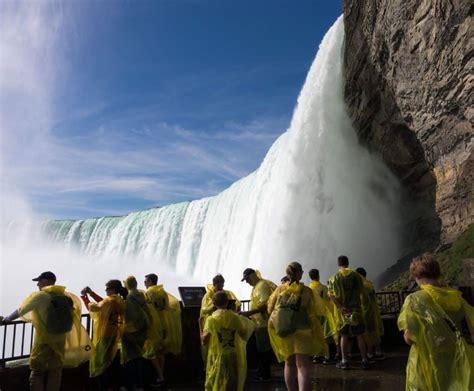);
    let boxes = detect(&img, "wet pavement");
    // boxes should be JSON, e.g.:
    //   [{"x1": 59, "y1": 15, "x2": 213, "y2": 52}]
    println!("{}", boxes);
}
[{"x1": 169, "y1": 346, "x2": 408, "y2": 390}]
